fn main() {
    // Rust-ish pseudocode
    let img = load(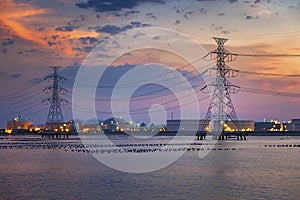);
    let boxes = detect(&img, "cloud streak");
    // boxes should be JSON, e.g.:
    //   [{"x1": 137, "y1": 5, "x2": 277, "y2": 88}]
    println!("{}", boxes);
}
[
  {"x1": 76, "y1": 0, "x2": 166, "y2": 12},
  {"x1": 0, "y1": 0, "x2": 100, "y2": 58},
  {"x1": 0, "y1": 0, "x2": 48, "y2": 46}
]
